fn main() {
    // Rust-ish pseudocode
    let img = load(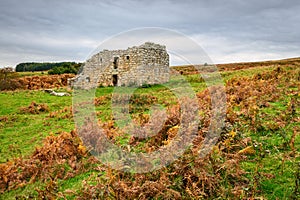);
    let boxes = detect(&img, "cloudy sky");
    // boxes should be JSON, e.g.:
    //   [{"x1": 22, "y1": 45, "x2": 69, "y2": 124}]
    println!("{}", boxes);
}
[{"x1": 0, "y1": 0, "x2": 300, "y2": 67}]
